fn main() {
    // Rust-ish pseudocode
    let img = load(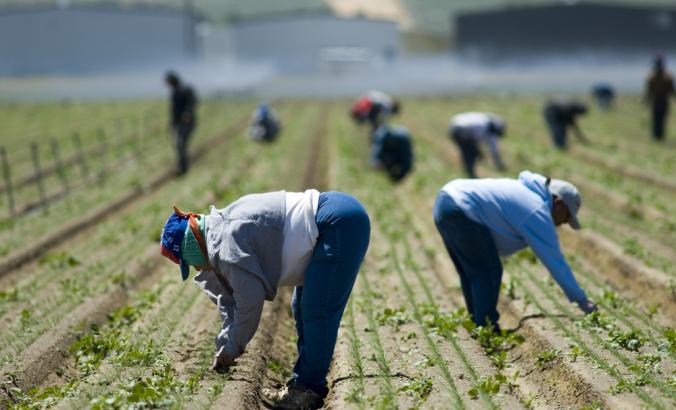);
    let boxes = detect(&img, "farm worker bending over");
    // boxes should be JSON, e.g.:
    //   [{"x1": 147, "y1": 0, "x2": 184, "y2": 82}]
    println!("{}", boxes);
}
[
  {"x1": 164, "y1": 71, "x2": 198, "y2": 175},
  {"x1": 160, "y1": 190, "x2": 370, "y2": 409},
  {"x1": 370, "y1": 124, "x2": 414, "y2": 182},
  {"x1": 433, "y1": 171, "x2": 597, "y2": 330},
  {"x1": 591, "y1": 82, "x2": 615, "y2": 111},
  {"x1": 249, "y1": 102, "x2": 281, "y2": 143},
  {"x1": 449, "y1": 112, "x2": 507, "y2": 178},
  {"x1": 351, "y1": 90, "x2": 401, "y2": 132},
  {"x1": 542, "y1": 98, "x2": 588, "y2": 149},
  {"x1": 644, "y1": 54, "x2": 675, "y2": 141}
]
